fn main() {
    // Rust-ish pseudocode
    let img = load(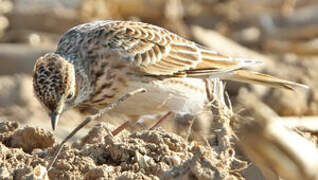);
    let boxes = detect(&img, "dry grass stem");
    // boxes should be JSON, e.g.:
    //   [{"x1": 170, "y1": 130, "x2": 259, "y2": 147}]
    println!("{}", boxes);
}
[{"x1": 206, "y1": 79, "x2": 240, "y2": 172}]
